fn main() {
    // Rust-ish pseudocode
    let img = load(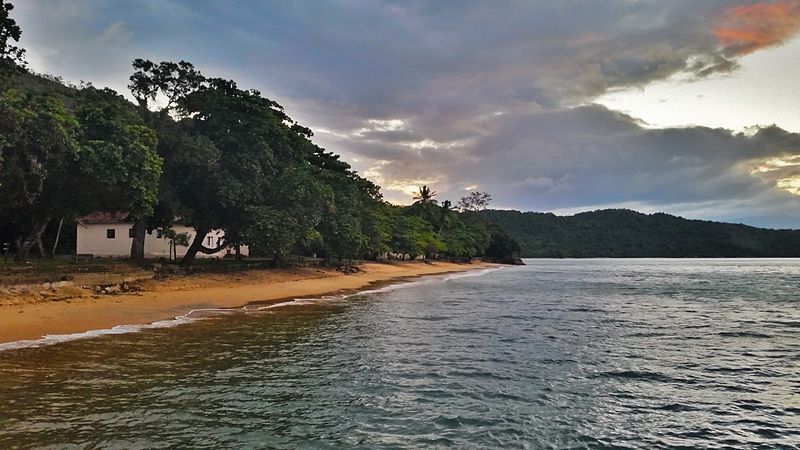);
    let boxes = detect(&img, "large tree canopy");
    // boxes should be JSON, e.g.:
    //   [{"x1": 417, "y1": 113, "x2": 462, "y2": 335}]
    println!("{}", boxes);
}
[
  {"x1": 76, "y1": 87, "x2": 161, "y2": 218},
  {"x1": 0, "y1": 38, "x2": 518, "y2": 264},
  {"x1": 0, "y1": 90, "x2": 80, "y2": 259}
]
